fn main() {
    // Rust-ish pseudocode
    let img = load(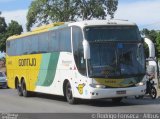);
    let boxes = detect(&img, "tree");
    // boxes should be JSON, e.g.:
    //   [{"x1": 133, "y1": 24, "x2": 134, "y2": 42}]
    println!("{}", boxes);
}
[
  {"x1": 0, "y1": 12, "x2": 7, "y2": 51},
  {"x1": 141, "y1": 29, "x2": 157, "y2": 43},
  {"x1": 27, "y1": 0, "x2": 77, "y2": 31},
  {"x1": 0, "y1": 12, "x2": 7, "y2": 34},
  {"x1": 26, "y1": 0, "x2": 118, "y2": 31},
  {"x1": 0, "y1": 12, "x2": 23, "y2": 51},
  {"x1": 105, "y1": 0, "x2": 118, "y2": 19},
  {"x1": 6, "y1": 20, "x2": 23, "y2": 36},
  {"x1": 75, "y1": 0, "x2": 106, "y2": 20},
  {"x1": 155, "y1": 32, "x2": 160, "y2": 60},
  {"x1": 0, "y1": 33, "x2": 7, "y2": 52}
]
